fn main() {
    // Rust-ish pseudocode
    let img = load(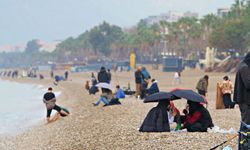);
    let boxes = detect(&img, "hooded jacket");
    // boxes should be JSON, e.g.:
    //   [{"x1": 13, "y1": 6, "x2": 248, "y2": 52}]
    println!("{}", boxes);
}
[
  {"x1": 233, "y1": 52, "x2": 250, "y2": 104},
  {"x1": 98, "y1": 67, "x2": 110, "y2": 83},
  {"x1": 139, "y1": 101, "x2": 170, "y2": 132}
]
